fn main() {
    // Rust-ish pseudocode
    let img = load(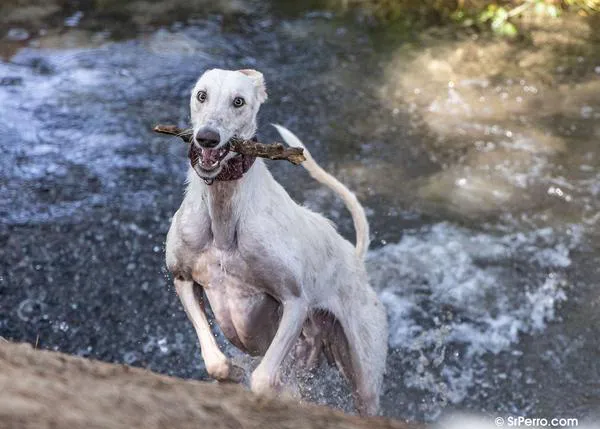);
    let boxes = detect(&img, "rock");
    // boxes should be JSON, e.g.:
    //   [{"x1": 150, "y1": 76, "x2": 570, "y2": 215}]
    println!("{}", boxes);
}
[{"x1": 5, "y1": 28, "x2": 29, "y2": 41}]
